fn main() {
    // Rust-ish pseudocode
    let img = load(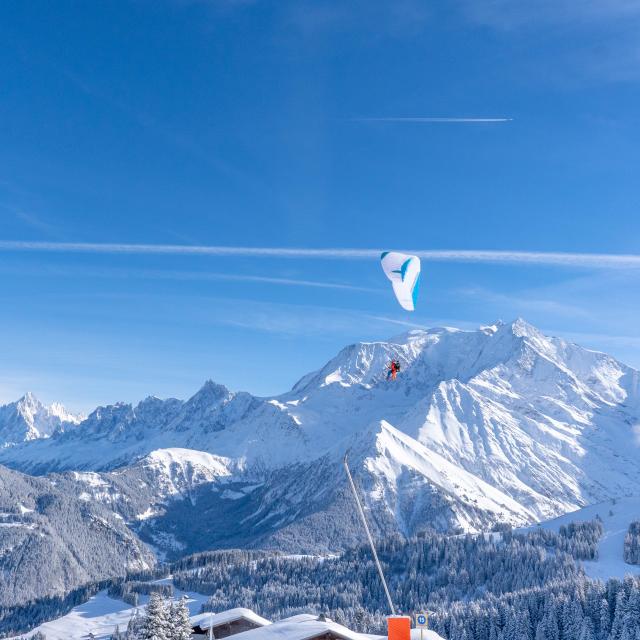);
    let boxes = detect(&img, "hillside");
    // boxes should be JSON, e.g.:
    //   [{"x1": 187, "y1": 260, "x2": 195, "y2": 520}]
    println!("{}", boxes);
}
[{"x1": 0, "y1": 465, "x2": 154, "y2": 607}]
